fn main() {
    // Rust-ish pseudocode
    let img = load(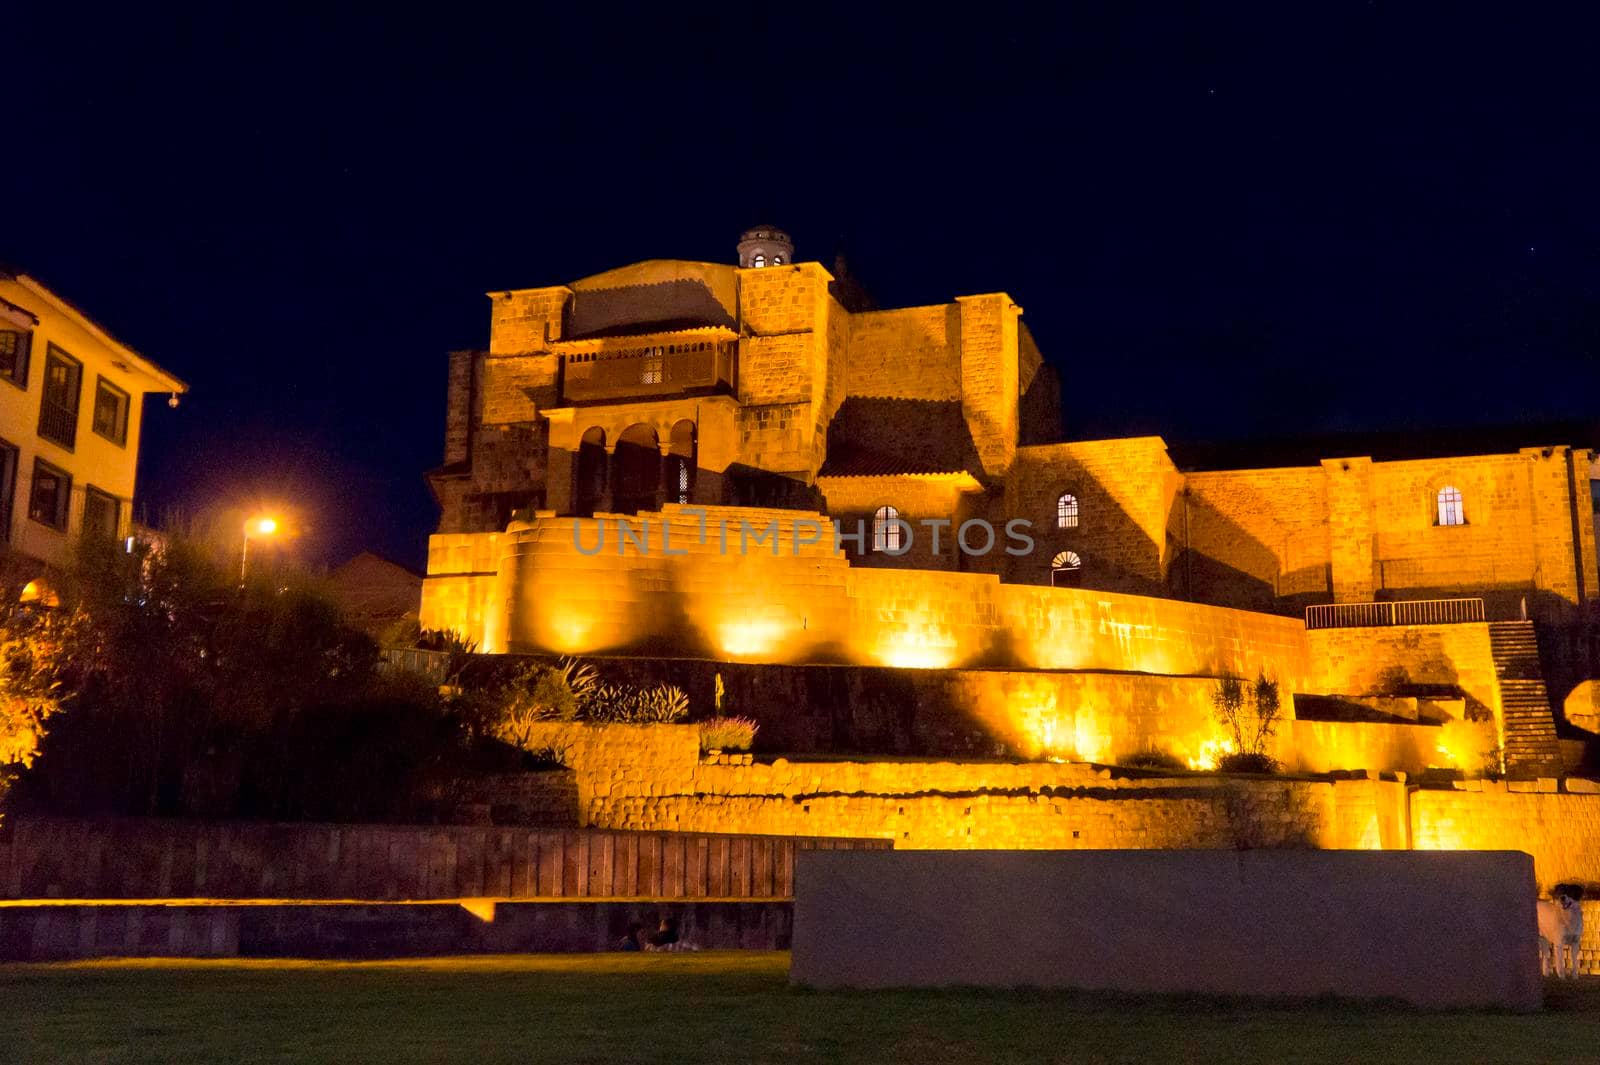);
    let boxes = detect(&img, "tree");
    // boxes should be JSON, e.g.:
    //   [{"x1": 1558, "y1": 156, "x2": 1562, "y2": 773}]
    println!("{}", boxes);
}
[
  {"x1": 1212, "y1": 670, "x2": 1283, "y2": 773},
  {"x1": 25, "y1": 535, "x2": 378, "y2": 815},
  {"x1": 0, "y1": 603, "x2": 76, "y2": 822}
]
